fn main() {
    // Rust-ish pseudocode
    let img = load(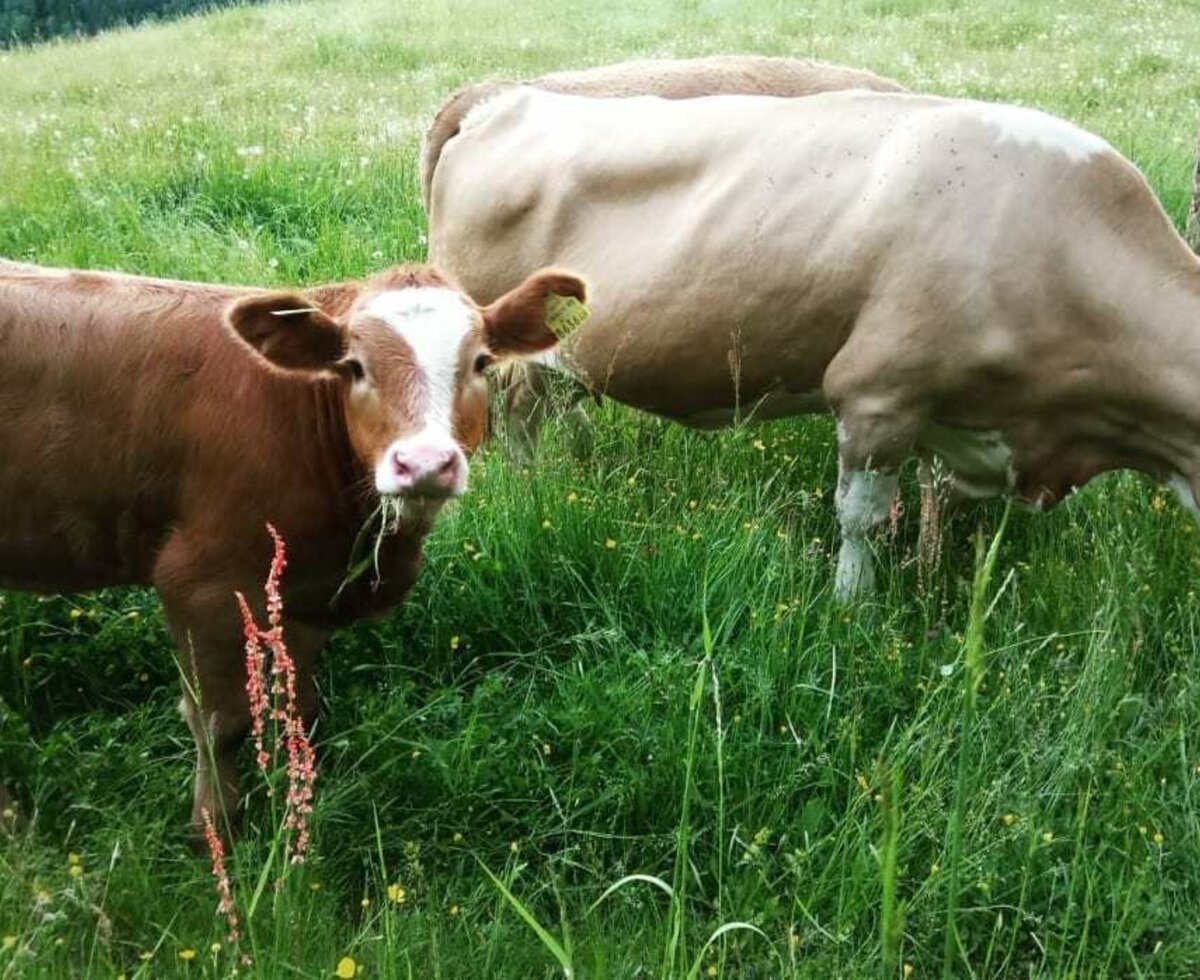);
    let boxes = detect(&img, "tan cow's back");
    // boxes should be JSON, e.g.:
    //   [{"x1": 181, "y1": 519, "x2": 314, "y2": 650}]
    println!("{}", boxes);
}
[{"x1": 419, "y1": 55, "x2": 904, "y2": 210}]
